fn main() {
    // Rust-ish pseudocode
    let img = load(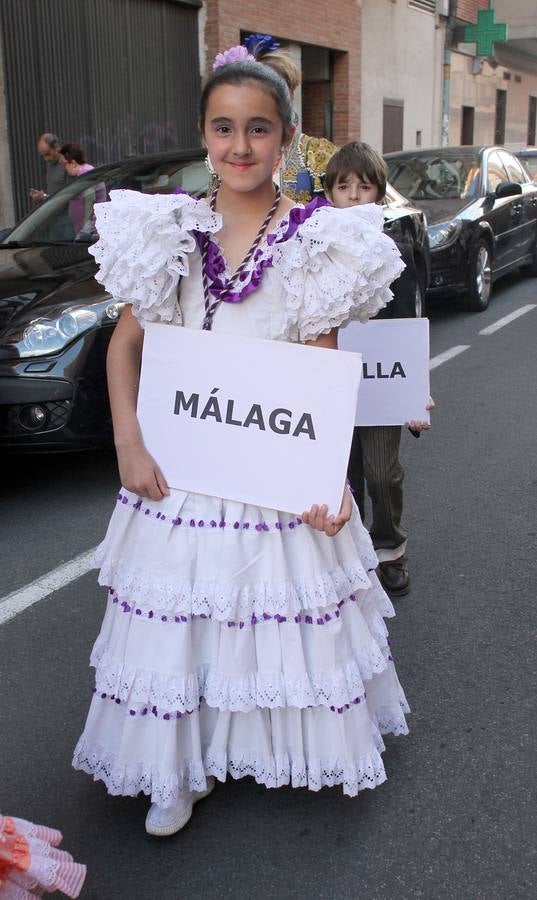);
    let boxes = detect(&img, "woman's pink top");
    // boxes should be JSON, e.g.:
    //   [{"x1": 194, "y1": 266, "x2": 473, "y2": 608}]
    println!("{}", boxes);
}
[{"x1": 69, "y1": 164, "x2": 107, "y2": 236}]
